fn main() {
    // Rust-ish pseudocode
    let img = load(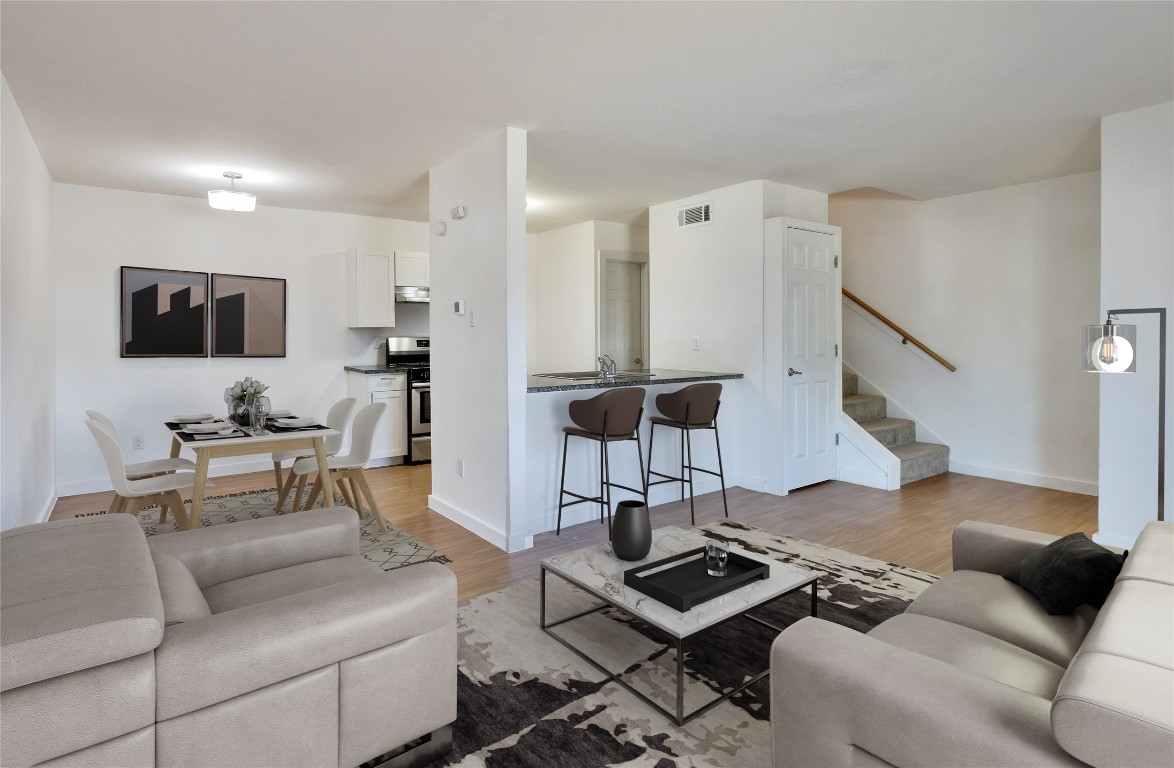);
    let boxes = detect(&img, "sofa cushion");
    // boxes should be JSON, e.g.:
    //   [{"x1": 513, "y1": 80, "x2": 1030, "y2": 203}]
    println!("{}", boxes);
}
[
  {"x1": 1004, "y1": 532, "x2": 1126, "y2": 613},
  {"x1": 202, "y1": 554, "x2": 378, "y2": 614},
  {"x1": 1052, "y1": 652, "x2": 1174, "y2": 768},
  {"x1": 906, "y1": 570, "x2": 1095, "y2": 667},
  {"x1": 152, "y1": 551, "x2": 211, "y2": 626},
  {"x1": 1075, "y1": 578, "x2": 1174, "y2": 670},
  {"x1": 868, "y1": 613, "x2": 1065, "y2": 698},
  {"x1": 1116, "y1": 520, "x2": 1174, "y2": 586},
  {"x1": 1, "y1": 515, "x2": 164, "y2": 691}
]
